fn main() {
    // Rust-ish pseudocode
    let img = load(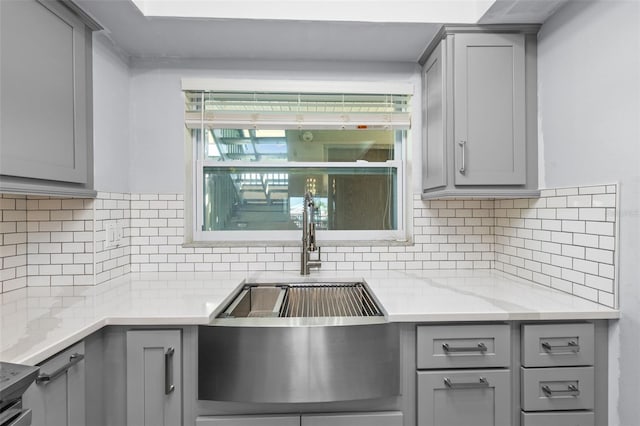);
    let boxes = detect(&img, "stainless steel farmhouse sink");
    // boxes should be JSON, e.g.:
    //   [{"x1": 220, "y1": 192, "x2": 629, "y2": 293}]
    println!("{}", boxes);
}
[{"x1": 198, "y1": 281, "x2": 399, "y2": 404}]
